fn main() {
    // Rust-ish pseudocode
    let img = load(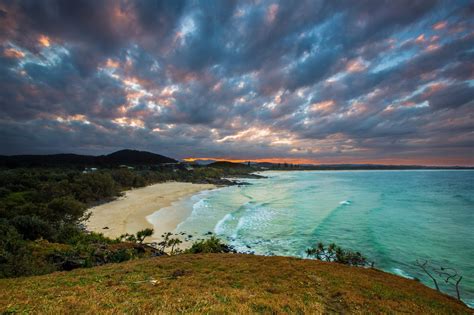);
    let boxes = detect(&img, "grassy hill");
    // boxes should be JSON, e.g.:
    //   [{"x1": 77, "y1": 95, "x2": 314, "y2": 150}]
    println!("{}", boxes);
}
[{"x1": 1, "y1": 254, "x2": 470, "y2": 314}]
